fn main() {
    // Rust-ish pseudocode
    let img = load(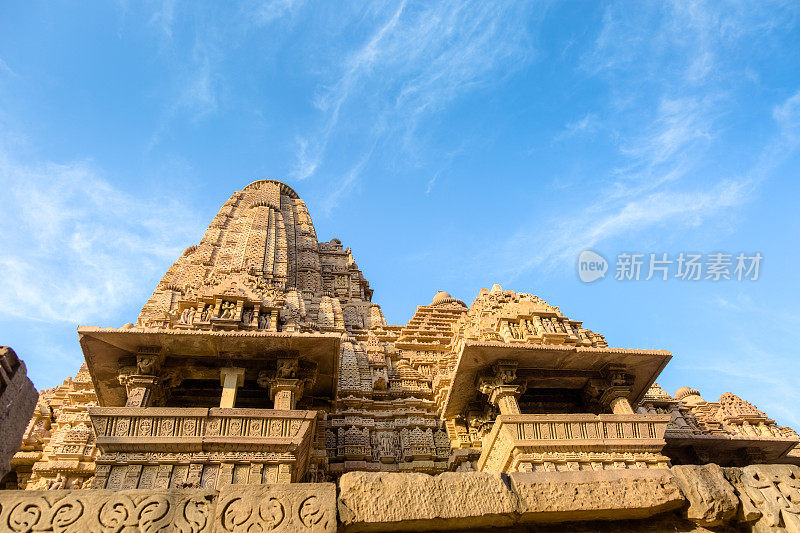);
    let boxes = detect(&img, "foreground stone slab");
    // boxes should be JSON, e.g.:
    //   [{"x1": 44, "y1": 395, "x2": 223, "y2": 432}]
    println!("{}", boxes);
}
[
  {"x1": 0, "y1": 489, "x2": 216, "y2": 532},
  {"x1": 338, "y1": 471, "x2": 519, "y2": 531},
  {"x1": 671, "y1": 464, "x2": 738, "y2": 526},
  {"x1": 338, "y1": 469, "x2": 686, "y2": 531},
  {"x1": 510, "y1": 469, "x2": 685, "y2": 523},
  {"x1": 215, "y1": 483, "x2": 336, "y2": 533}
]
